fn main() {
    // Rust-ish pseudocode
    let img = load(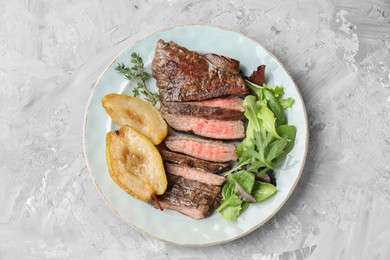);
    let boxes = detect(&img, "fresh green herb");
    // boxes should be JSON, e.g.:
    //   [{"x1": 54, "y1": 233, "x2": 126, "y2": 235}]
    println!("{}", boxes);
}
[
  {"x1": 251, "y1": 181, "x2": 277, "y2": 202},
  {"x1": 279, "y1": 97, "x2": 295, "y2": 110},
  {"x1": 217, "y1": 81, "x2": 296, "y2": 220},
  {"x1": 235, "y1": 181, "x2": 256, "y2": 203},
  {"x1": 217, "y1": 173, "x2": 251, "y2": 220},
  {"x1": 115, "y1": 52, "x2": 159, "y2": 106}
]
